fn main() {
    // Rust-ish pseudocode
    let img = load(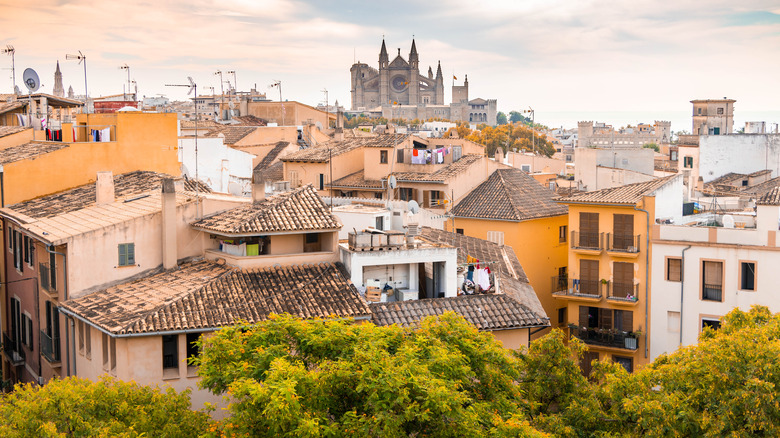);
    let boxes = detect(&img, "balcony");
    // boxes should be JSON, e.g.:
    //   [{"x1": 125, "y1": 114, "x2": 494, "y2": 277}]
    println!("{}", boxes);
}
[
  {"x1": 703, "y1": 283, "x2": 722, "y2": 301},
  {"x1": 606, "y1": 281, "x2": 640, "y2": 305},
  {"x1": 3, "y1": 333, "x2": 25, "y2": 366},
  {"x1": 606, "y1": 233, "x2": 640, "y2": 257},
  {"x1": 570, "y1": 231, "x2": 603, "y2": 253},
  {"x1": 551, "y1": 277, "x2": 603, "y2": 301},
  {"x1": 569, "y1": 325, "x2": 639, "y2": 351},
  {"x1": 39, "y1": 262, "x2": 58, "y2": 298},
  {"x1": 41, "y1": 330, "x2": 61, "y2": 365}
]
